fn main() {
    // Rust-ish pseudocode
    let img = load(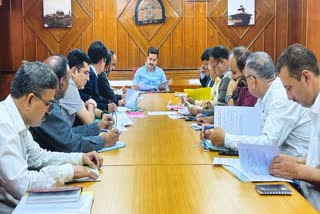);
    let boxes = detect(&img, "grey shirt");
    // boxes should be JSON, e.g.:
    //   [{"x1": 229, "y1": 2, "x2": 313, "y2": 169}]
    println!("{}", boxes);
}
[{"x1": 59, "y1": 79, "x2": 84, "y2": 126}]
